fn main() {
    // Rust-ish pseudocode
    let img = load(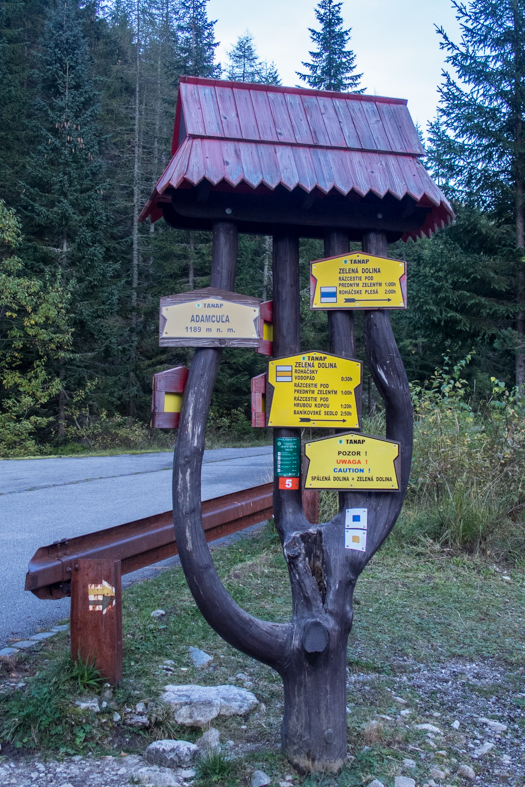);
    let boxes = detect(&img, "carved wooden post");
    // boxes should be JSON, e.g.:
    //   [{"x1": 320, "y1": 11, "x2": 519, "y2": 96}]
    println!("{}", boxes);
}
[{"x1": 171, "y1": 222, "x2": 413, "y2": 774}]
